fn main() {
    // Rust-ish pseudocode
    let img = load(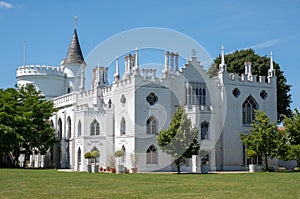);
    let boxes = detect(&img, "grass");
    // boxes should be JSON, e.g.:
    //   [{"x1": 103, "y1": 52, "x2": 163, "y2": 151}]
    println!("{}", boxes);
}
[{"x1": 0, "y1": 169, "x2": 299, "y2": 199}]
